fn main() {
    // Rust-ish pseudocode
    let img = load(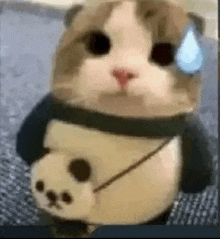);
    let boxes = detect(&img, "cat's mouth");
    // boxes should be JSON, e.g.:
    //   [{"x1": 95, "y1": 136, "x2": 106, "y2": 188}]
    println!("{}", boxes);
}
[
  {"x1": 94, "y1": 93, "x2": 147, "y2": 116},
  {"x1": 67, "y1": 91, "x2": 195, "y2": 118},
  {"x1": 84, "y1": 92, "x2": 193, "y2": 118}
]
